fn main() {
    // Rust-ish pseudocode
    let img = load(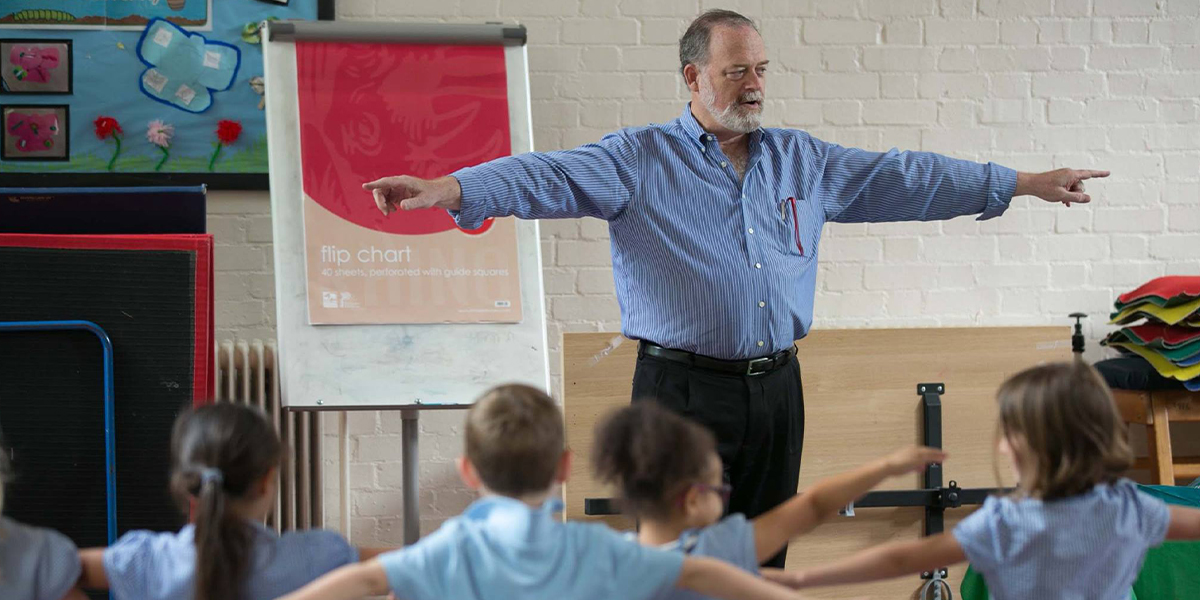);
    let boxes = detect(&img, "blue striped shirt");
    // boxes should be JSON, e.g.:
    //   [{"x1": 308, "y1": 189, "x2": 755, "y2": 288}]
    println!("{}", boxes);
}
[
  {"x1": 102, "y1": 522, "x2": 357, "y2": 600},
  {"x1": 452, "y1": 103, "x2": 1018, "y2": 360},
  {"x1": 953, "y1": 479, "x2": 1170, "y2": 600}
]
